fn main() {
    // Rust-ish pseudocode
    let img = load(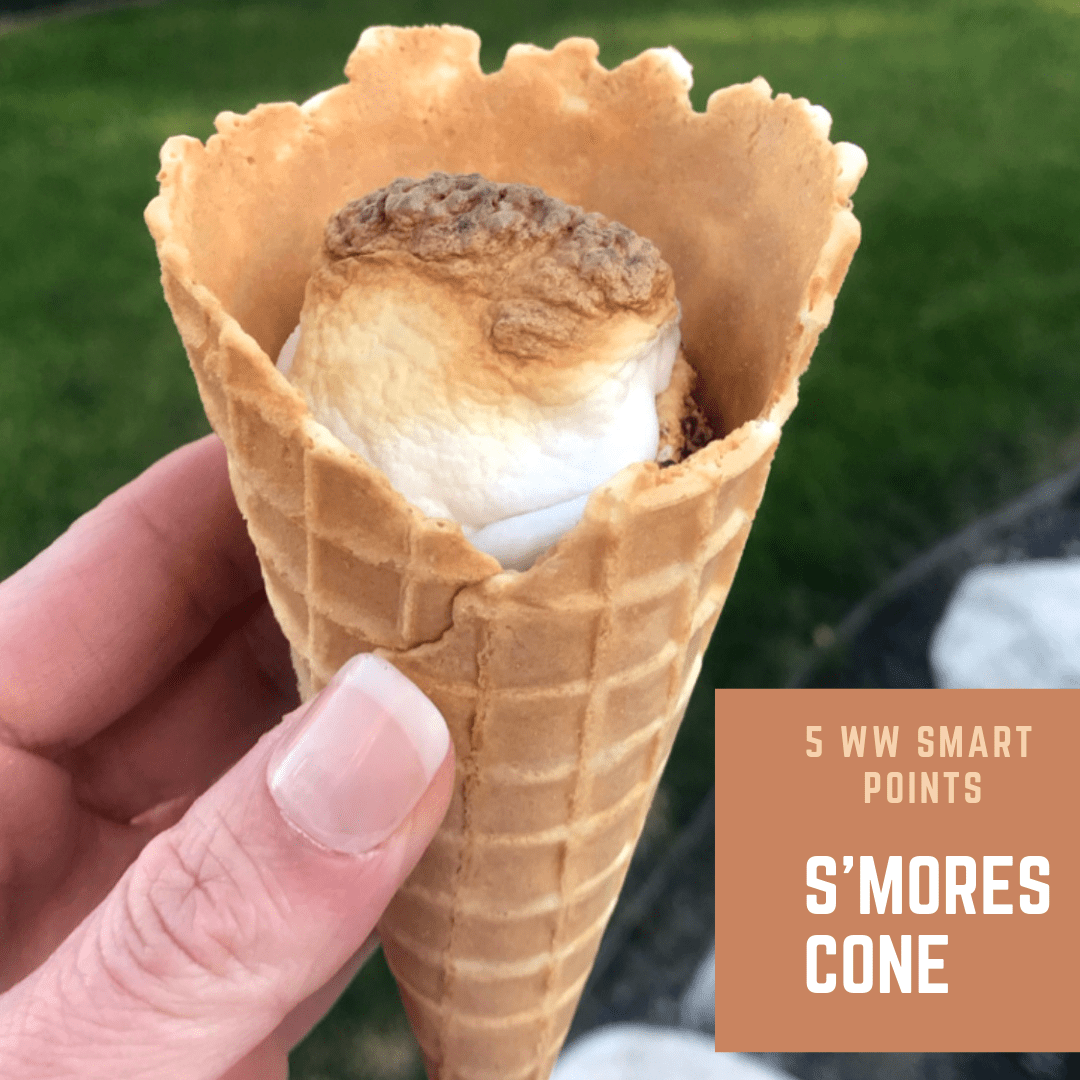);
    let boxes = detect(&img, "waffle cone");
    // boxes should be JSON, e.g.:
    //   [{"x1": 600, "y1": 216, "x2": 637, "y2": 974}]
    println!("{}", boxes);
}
[{"x1": 145, "y1": 25, "x2": 865, "y2": 1080}]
